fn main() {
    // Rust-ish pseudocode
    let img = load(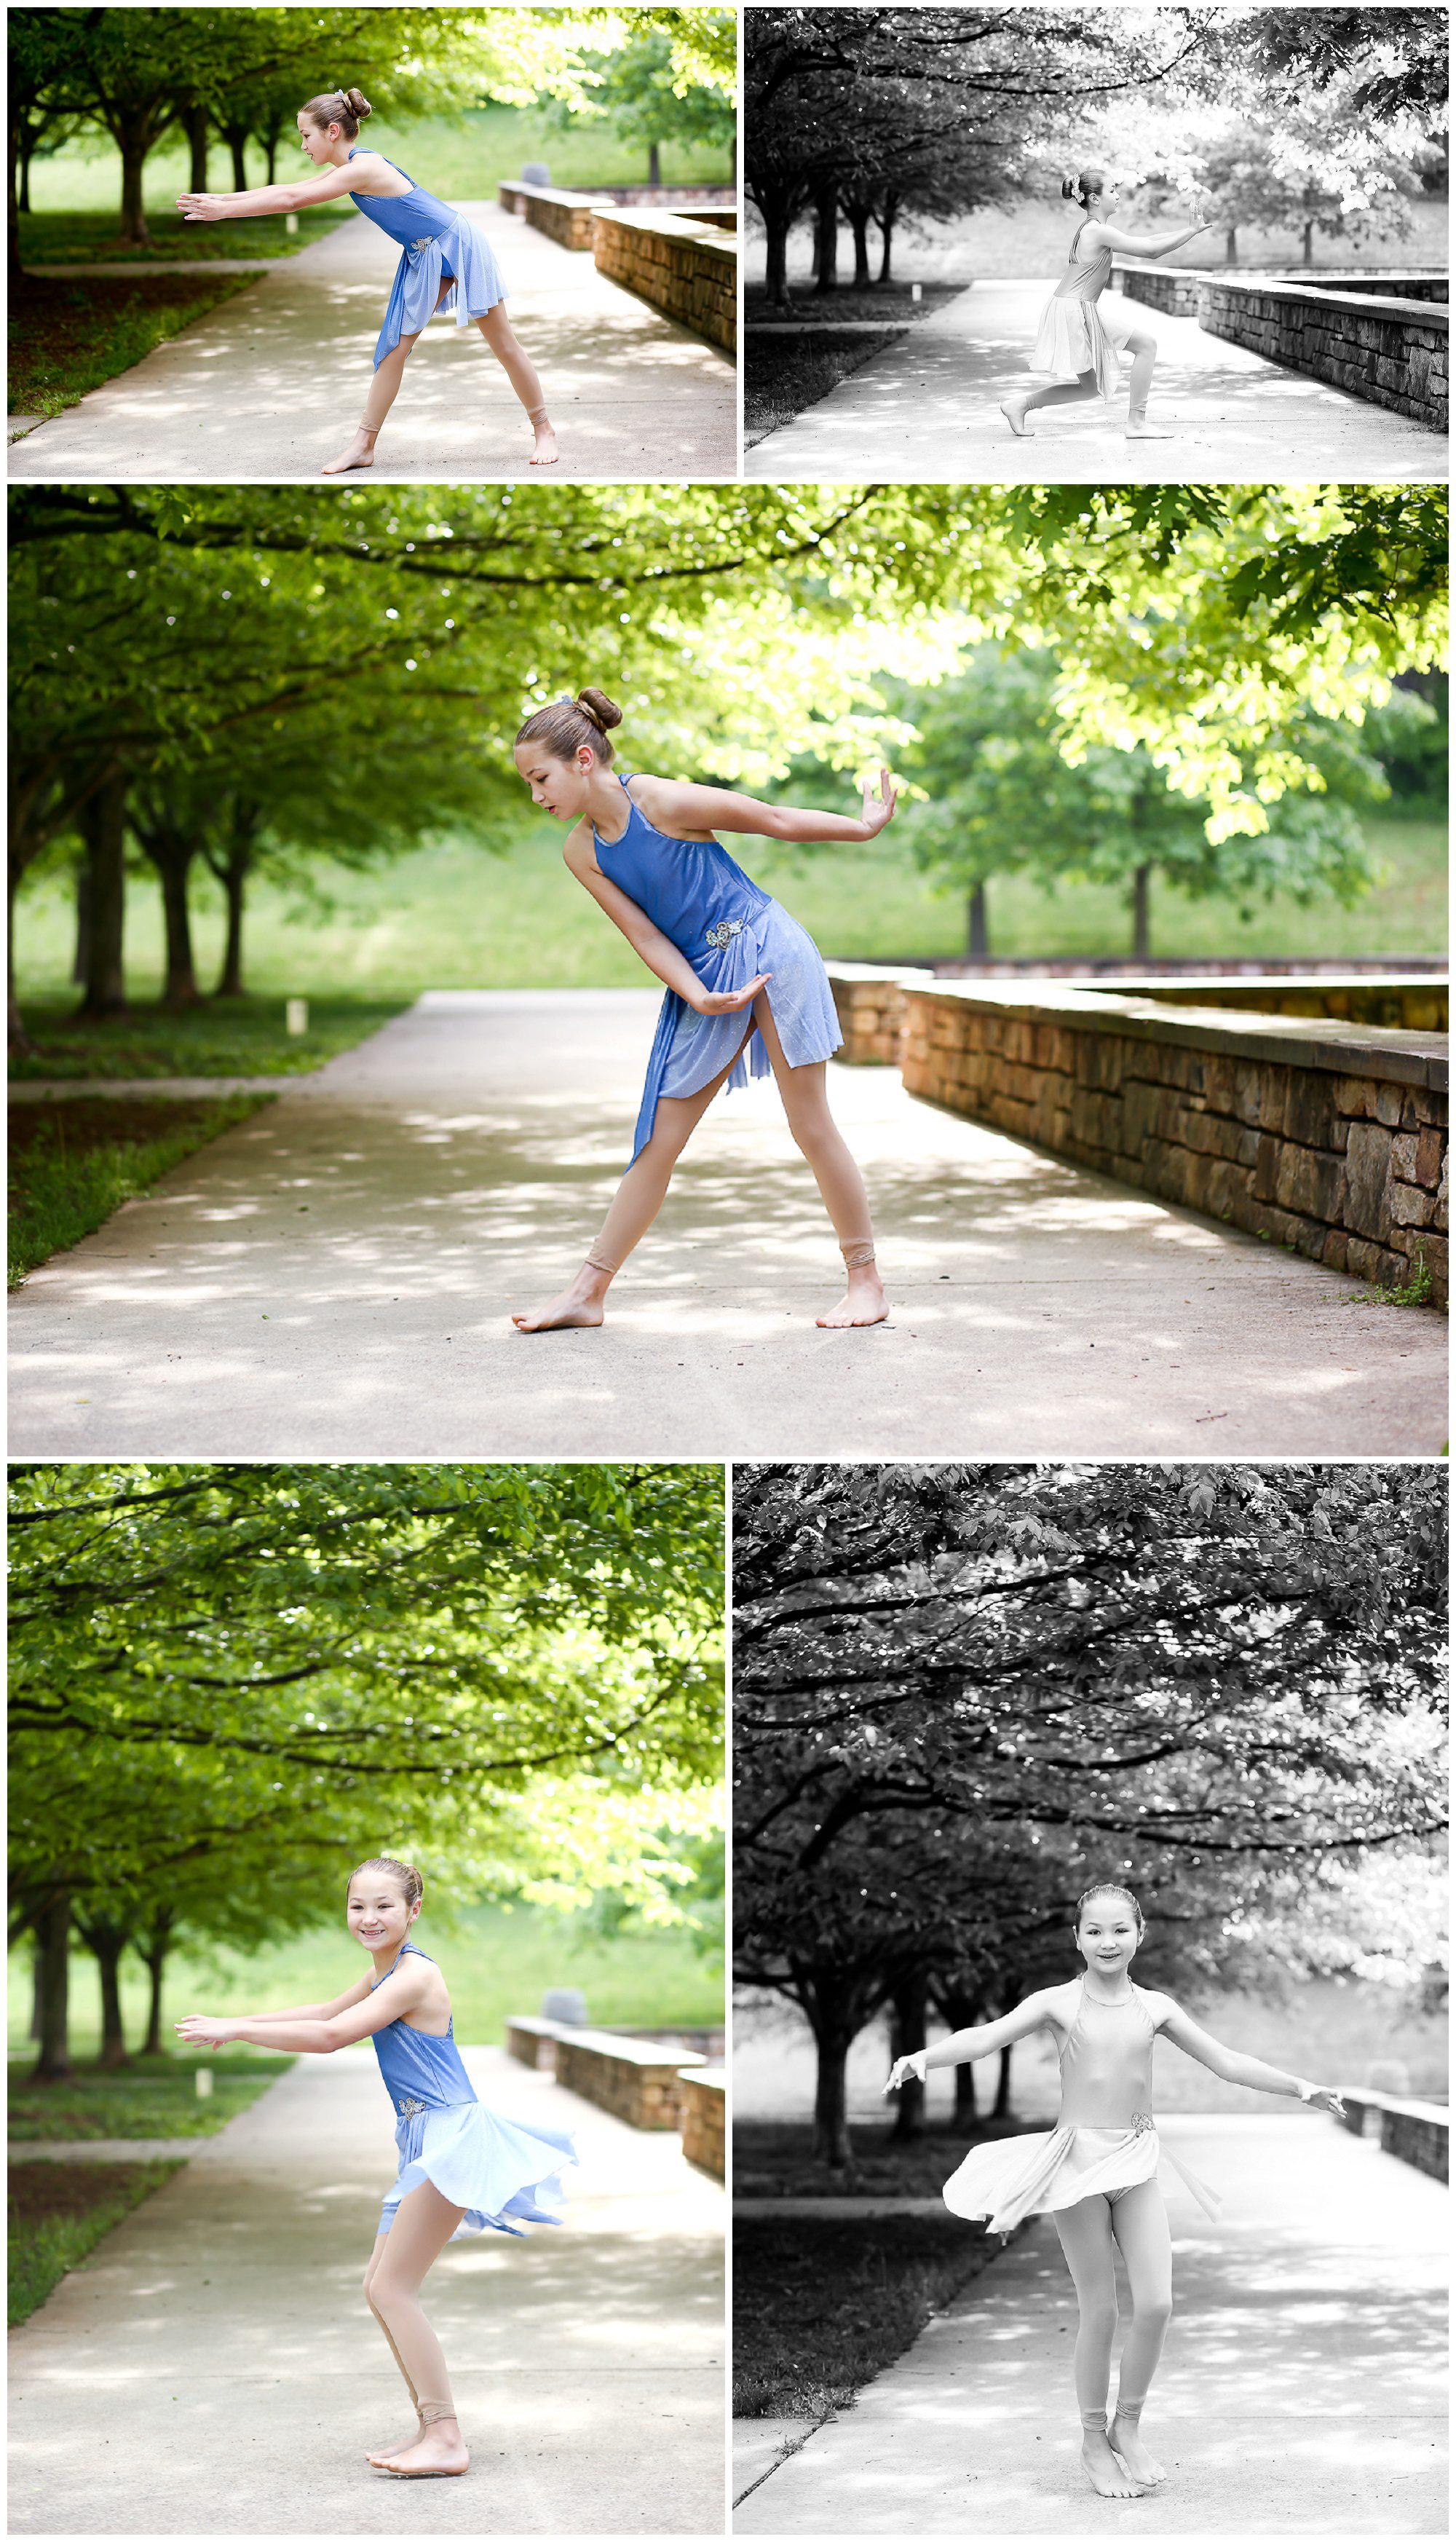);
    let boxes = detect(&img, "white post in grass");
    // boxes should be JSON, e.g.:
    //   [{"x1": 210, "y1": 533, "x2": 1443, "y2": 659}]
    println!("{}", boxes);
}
[
  {"x1": 195, "y1": 2067, "x2": 214, "y2": 2099},
  {"x1": 286, "y1": 998, "x2": 308, "y2": 1035}
]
